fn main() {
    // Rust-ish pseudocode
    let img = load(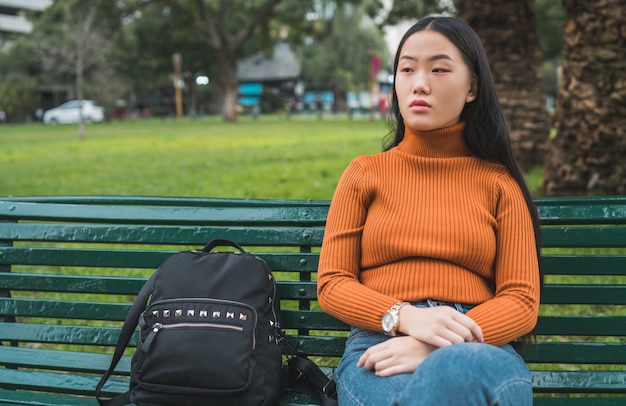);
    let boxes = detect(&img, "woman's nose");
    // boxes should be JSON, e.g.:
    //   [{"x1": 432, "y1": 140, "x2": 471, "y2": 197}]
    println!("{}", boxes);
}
[{"x1": 412, "y1": 73, "x2": 431, "y2": 95}]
